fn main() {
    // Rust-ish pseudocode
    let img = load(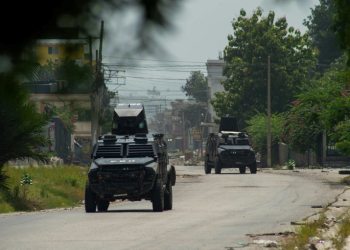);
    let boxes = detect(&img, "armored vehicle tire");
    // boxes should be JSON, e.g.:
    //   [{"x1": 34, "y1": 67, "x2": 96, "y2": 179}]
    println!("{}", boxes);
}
[
  {"x1": 85, "y1": 180, "x2": 96, "y2": 213},
  {"x1": 164, "y1": 179, "x2": 173, "y2": 210},
  {"x1": 204, "y1": 155, "x2": 212, "y2": 174},
  {"x1": 239, "y1": 166, "x2": 246, "y2": 174},
  {"x1": 152, "y1": 179, "x2": 164, "y2": 212},
  {"x1": 97, "y1": 200, "x2": 110, "y2": 211},
  {"x1": 250, "y1": 161, "x2": 257, "y2": 174},
  {"x1": 215, "y1": 157, "x2": 222, "y2": 174}
]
